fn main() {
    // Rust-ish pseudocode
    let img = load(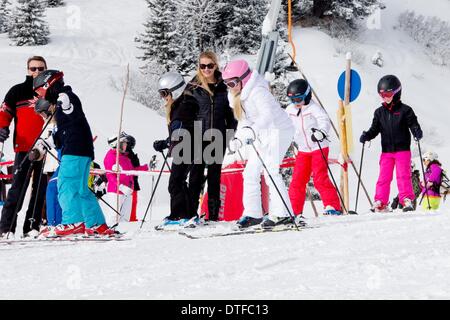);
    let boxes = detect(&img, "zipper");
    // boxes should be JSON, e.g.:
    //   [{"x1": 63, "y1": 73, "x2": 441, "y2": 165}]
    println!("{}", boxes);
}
[{"x1": 300, "y1": 111, "x2": 312, "y2": 151}]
